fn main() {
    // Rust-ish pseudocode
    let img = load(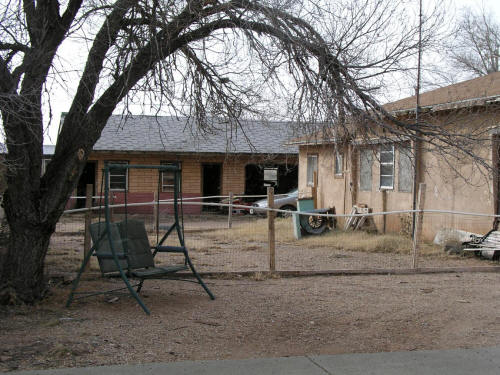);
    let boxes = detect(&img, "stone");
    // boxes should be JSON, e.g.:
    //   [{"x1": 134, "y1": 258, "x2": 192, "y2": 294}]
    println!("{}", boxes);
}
[{"x1": 433, "y1": 228, "x2": 478, "y2": 245}]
